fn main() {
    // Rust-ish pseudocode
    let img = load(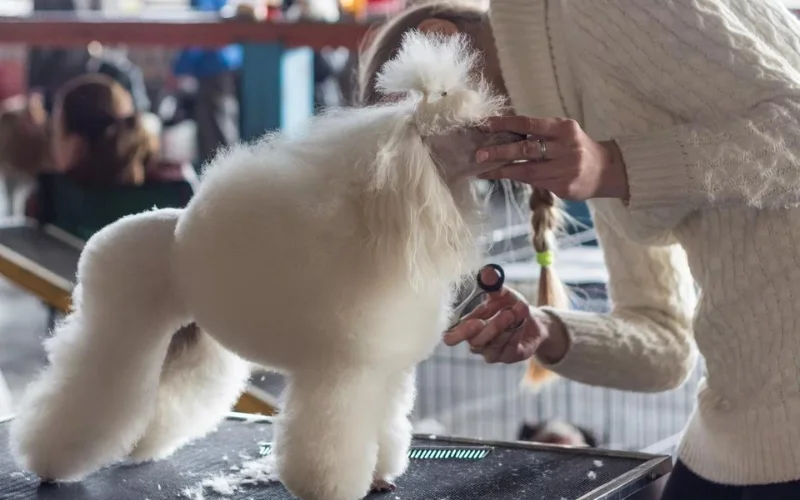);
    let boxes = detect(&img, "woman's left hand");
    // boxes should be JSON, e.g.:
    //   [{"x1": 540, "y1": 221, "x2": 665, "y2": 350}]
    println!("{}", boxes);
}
[{"x1": 476, "y1": 116, "x2": 630, "y2": 201}]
